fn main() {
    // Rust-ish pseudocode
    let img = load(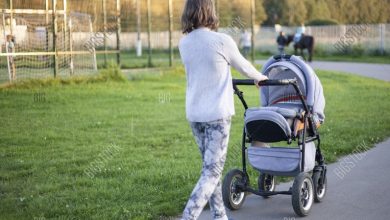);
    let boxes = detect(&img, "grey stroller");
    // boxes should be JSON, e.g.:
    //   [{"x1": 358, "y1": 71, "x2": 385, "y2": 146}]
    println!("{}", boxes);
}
[{"x1": 222, "y1": 55, "x2": 327, "y2": 216}]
